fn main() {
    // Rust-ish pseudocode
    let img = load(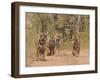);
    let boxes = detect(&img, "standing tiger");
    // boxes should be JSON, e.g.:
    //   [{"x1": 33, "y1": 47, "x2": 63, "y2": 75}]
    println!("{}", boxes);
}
[
  {"x1": 37, "y1": 33, "x2": 47, "y2": 61},
  {"x1": 55, "y1": 34, "x2": 61, "y2": 54},
  {"x1": 72, "y1": 37, "x2": 80, "y2": 57},
  {"x1": 47, "y1": 36, "x2": 56, "y2": 56}
]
